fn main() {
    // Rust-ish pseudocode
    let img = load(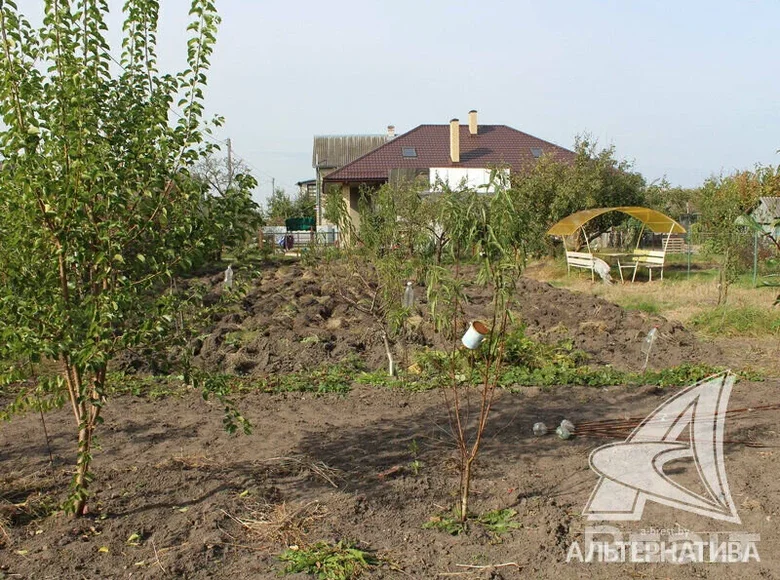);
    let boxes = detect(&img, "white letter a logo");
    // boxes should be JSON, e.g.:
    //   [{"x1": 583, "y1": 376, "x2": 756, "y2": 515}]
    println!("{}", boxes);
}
[{"x1": 584, "y1": 372, "x2": 740, "y2": 523}]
